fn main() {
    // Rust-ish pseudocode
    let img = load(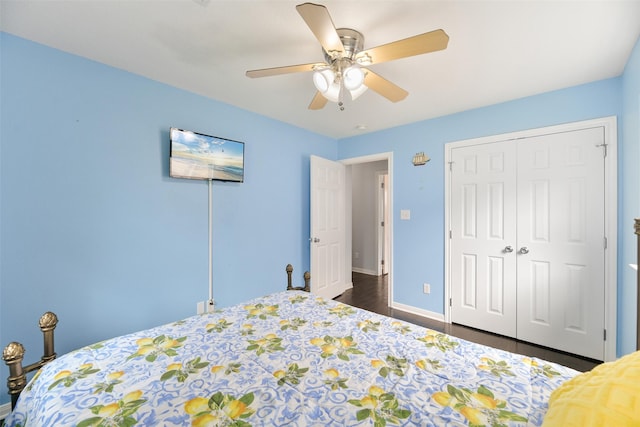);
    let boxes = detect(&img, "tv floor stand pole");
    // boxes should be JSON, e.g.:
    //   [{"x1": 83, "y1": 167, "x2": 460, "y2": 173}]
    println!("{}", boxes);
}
[{"x1": 207, "y1": 179, "x2": 214, "y2": 311}]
